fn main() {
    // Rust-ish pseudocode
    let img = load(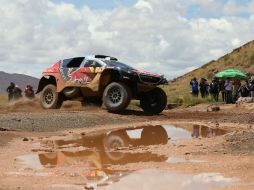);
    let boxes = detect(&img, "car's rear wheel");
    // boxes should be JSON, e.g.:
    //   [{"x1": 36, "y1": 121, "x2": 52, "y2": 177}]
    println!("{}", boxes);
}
[
  {"x1": 140, "y1": 87, "x2": 167, "y2": 114},
  {"x1": 103, "y1": 82, "x2": 131, "y2": 112},
  {"x1": 141, "y1": 126, "x2": 168, "y2": 145},
  {"x1": 40, "y1": 84, "x2": 63, "y2": 109}
]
